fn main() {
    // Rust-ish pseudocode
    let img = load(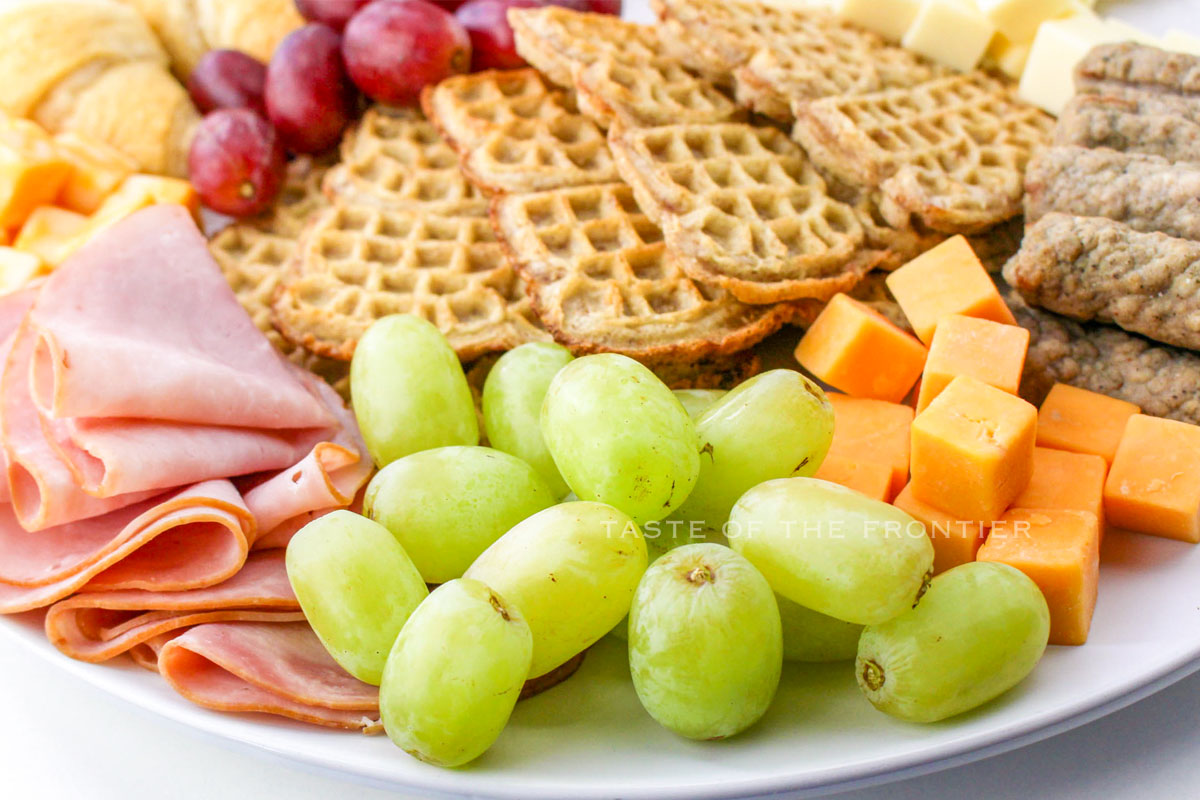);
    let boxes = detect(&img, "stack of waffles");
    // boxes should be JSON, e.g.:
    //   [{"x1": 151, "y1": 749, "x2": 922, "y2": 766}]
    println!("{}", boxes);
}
[{"x1": 212, "y1": 0, "x2": 1051, "y2": 388}]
